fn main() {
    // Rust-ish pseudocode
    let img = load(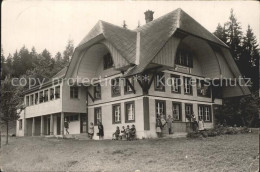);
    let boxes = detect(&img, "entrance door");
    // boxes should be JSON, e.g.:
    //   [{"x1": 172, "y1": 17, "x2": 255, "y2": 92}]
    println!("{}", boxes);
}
[
  {"x1": 47, "y1": 117, "x2": 50, "y2": 135},
  {"x1": 80, "y1": 113, "x2": 88, "y2": 133}
]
